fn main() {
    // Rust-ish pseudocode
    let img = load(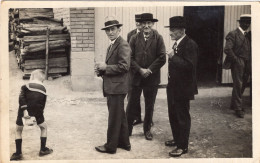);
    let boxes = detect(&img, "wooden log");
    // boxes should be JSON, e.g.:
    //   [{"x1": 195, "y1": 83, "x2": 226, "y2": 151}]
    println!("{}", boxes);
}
[
  {"x1": 23, "y1": 40, "x2": 69, "y2": 53},
  {"x1": 22, "y1": 34, "x2": 70, "y2": 42},
  {"x1": 19, "y1": 8, "x2": 54, "y2": 19},
  {"x1": 24, "y1": 57, "x2": 68, "y2": 69},
  {"x1": 24, "y1": 67, "x2": 67, "y2": 74},
  {"x1": 22, "y1": 53, "x2": 67, "y2": 60},
  {"x1": 45, "y1": 28, "x2": 50, "y2": 79},
  {"x1": 19, "y1": 26, "x2": 67, "y2": 36}
]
